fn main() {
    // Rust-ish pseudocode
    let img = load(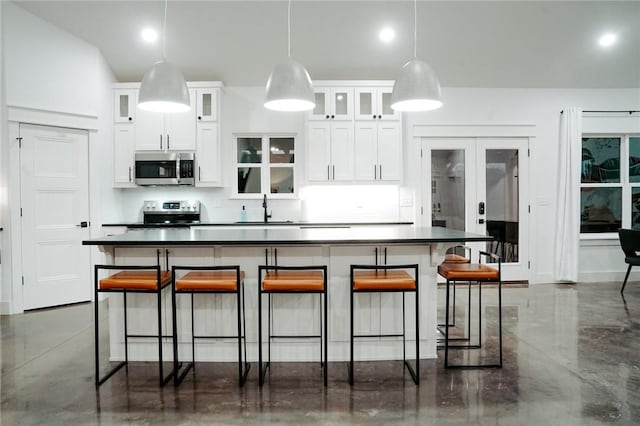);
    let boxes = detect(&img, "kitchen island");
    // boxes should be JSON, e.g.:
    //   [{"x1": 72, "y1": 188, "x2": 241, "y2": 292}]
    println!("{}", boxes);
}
[{"x1": 84, "y1": 226, "x2": 490, "y2": 364}]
